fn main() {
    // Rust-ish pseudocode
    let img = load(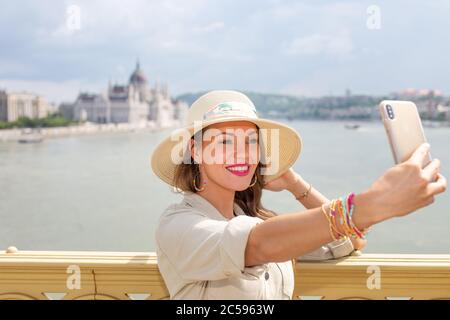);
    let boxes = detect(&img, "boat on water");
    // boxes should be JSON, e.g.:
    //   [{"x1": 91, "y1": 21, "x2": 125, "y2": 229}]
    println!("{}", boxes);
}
[
  {"x1": 18, "y1": 128, "x2": 44, "y2": 144},
  {"x1": 344, "y1": 123, "x2": 360, "y2": 130}
]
